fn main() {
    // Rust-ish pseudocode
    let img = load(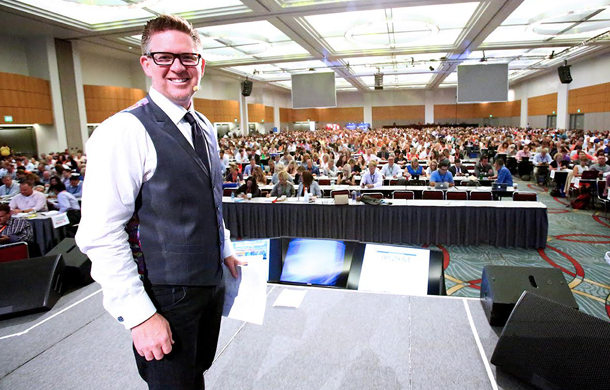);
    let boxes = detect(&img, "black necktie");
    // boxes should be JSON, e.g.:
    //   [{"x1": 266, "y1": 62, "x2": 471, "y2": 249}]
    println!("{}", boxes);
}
[{"x1": 184, "y1": 112, "x2": 211, "y2": 174}]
